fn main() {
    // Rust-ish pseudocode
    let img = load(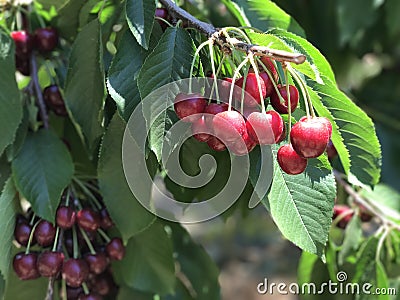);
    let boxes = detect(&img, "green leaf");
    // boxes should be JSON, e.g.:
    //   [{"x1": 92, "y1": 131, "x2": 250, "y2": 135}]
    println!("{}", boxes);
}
[
  {"x1": 307, "y1": 76, "x2": 382, "y2": 186},
  {"x1": 113, "y1": 221, "x2": 176, "y2": 295},
  {"x1": 12, "y1": 130, "x2": 74, "y2": 222},
  {"x1": 360, "y1": 184, "x2": 400, "y2": 212},
  {"x1": 268, "y1": 28, "x2": 336, "y2": 83},
  {"x1": 64, "y1": 19, "x2": 105, "y2": 155},
  {"x1": 0, "y1": 156, "x2": 11, "y2": 192},
  {"x1": 98, "y1": 114, "x2": 155, "y2": 241},
  {"x1": 125, "y1": 0, "x2": 156, "y2": 50},
  {"x1": 56, "y1": 0, "x2": 87, "y2": 41},
  {"x1": 229, "y1": 0, "x2": 305, "y2": 36},
  {"x1": 138, "y1": 27, "x2": 196, "y2": 161},
  {"x1": 0, "y1": 31, "x2": 23, "y2": 158},
  {"x1": 117, "y1": 286, "x2": 154, "y2": 300},
  {"x1": 220, "y1": 0, "x2": 251, "y2": 27},
  {"x1": 338, "y1": 216, "x2": 362, "y2": 265},
  {"x1": 376, "y1": 261, "x2": 390, "y2": 300},
  {"x1": 265, "y1": 148, "x2": 336, "y2": 258},
  {"x1": 385, "y1": 0, "x2": 400, "y2": 37},
  {"x1": 0, "y1": 178, "x2": 18, "y2": 284}
]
